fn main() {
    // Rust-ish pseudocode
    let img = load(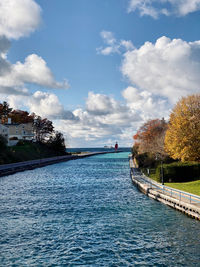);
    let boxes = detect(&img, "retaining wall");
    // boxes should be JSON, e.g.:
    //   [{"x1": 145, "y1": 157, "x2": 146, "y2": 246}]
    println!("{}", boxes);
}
[
  {"x1": 0, "y1": 150, "x2": 122, "y2": 177},
  {"x1": 129, "y1": 158, "x2": 200, "y2": 221}
]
